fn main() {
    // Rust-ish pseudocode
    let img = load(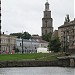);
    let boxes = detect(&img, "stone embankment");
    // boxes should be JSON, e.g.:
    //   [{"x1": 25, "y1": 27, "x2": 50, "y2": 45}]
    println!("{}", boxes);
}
[
  {"x1": 0, "y1": 56, "x2": 75, "y2": 68},
  {"x1": 0, "y1": 61, "x2": 58, "y2": 68}
]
